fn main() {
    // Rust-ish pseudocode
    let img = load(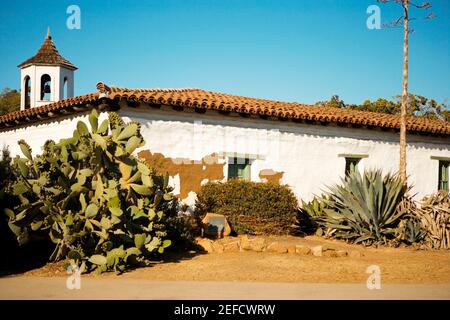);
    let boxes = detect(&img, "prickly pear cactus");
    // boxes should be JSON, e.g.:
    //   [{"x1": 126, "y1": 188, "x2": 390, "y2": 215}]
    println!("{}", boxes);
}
[{"x1": 4, "y1": 109, "x2": 175, "y2": 273}]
